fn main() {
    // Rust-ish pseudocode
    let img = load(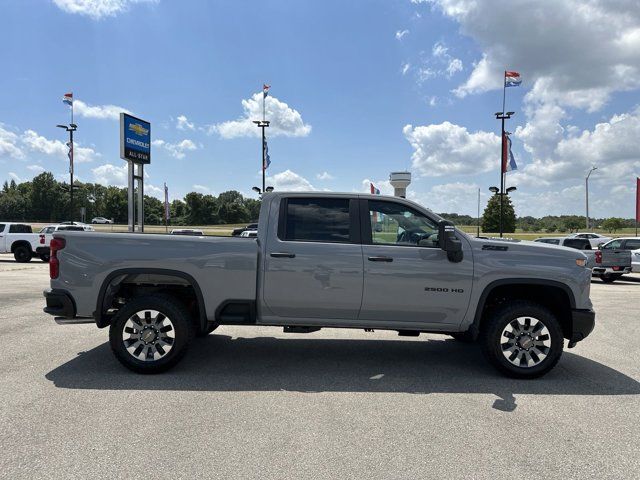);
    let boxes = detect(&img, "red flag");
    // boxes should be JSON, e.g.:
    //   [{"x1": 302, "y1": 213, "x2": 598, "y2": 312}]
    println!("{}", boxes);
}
[{"x1": 636, "y1": 177, "x2": 640, "y2": 223}]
